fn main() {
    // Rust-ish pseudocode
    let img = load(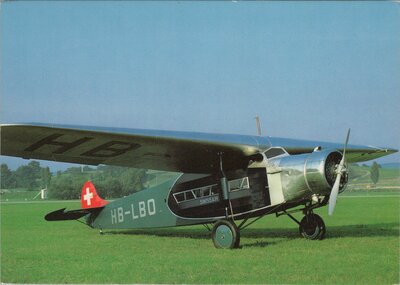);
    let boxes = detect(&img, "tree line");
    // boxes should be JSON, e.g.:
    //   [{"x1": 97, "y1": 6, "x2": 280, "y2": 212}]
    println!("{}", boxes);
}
[
  {"x1": 1, "y1": 160, "x2": 381, "y2": 199},
  {"x1": 1, "y1": 161, "x2": 51, "y2": 190},
  {"x1": 1, "y1": 161, "x2": 147, "y2": 200}
]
